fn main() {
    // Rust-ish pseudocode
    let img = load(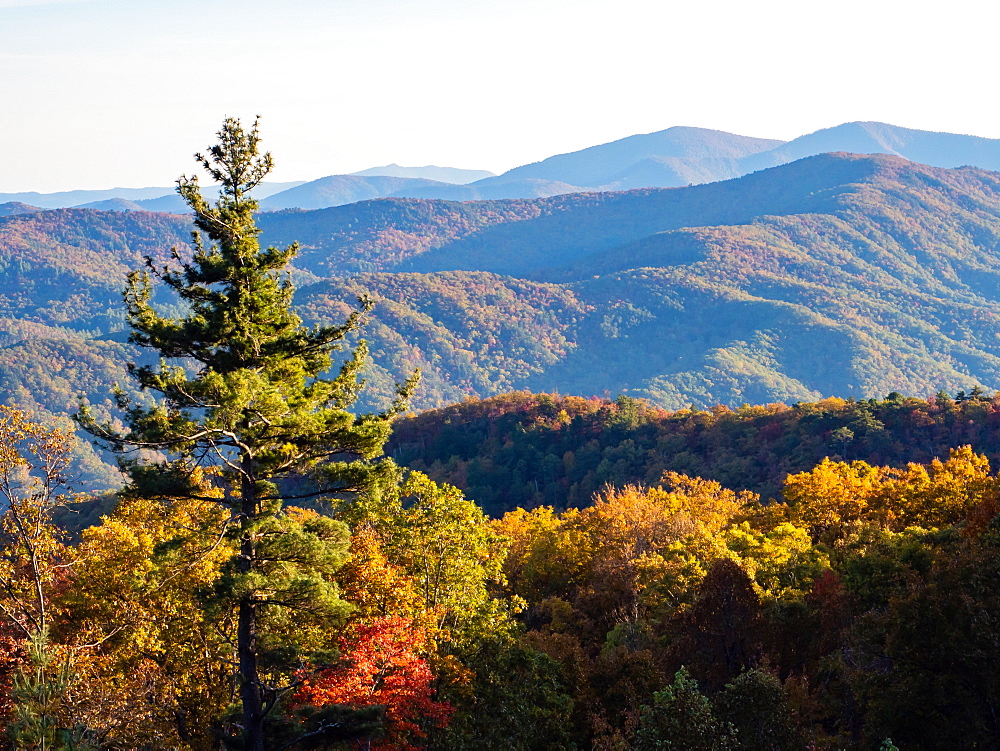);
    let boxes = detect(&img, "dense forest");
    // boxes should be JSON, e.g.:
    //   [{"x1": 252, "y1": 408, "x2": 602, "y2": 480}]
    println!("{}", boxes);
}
[{"x1": 3, "y1": 405, "x2": 999, "y2": 749}]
